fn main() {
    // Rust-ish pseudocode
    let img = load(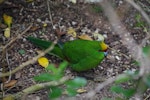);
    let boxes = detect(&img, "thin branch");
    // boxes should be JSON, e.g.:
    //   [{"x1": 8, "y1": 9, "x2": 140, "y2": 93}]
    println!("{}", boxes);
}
[
  {"x1": 2, "y1": 23, "x2": 33, "y2": 51},
  {"x1": 15, "y1": 76, "x2": 70, "y2": 99},
  {"x1": 0, "y1": 40, "x2": 57, "y2": 78},
  {"x1": 47, "y1": 0, "x2": 54, "y2": 27},
  {"x1": 2, "y1": 76, "x2": 70, "y2": 99},
  {"x1": 108, "y1": 46, "x2": 130, "y2": 59},
  {"x1": 86, "y1": 77, "x2": 115, "y2": 98},
  {"x1": 85, "y1": 0, "x2": 150, "y2": 99}
]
